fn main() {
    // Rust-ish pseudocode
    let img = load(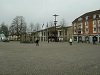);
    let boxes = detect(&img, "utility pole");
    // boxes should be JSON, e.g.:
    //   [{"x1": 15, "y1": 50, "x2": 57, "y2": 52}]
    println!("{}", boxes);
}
[{"x1": 53, "y1": 14, "x2": 59, "y2": 42}]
